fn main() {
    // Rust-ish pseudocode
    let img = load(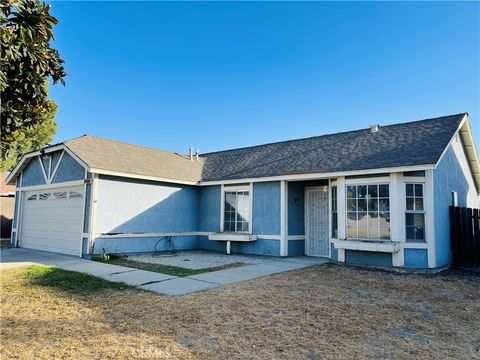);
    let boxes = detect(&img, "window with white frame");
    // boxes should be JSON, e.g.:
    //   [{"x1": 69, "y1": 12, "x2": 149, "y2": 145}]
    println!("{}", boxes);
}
[
  {"x1": 405, "y1": 183, "x2": 425, "y2": 242},
  {"x1": 53, "y1": 191, "x2": 67, "y2": 200},
  {"x1": 69, "y1": 190, "x2": 83, "y2": 199},
  {"x1": 346, "y1": 184, "x2": 390, "y2": 240},
  {"x1": 223, "y1": 187, "x2": 250, "y2": 233},
  {"x1": 331, "y1": 186, "x2": 338, "y2": 238},
  {"x1": 39, "y1": 192, "x2": 51, "y2": 200}
]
